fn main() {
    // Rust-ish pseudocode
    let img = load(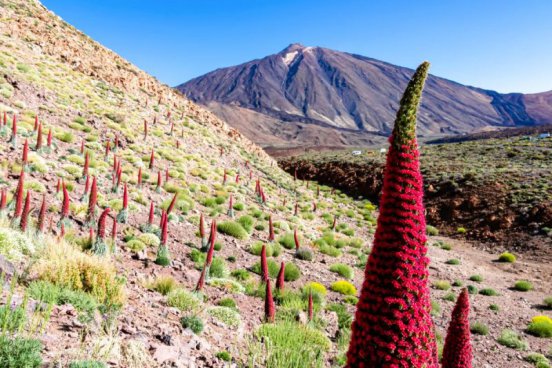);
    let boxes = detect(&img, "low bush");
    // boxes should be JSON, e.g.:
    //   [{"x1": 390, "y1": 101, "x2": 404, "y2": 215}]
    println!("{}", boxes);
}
[
  {"x1": 433, "y1": 280, "x2": 451, "y2": 291},
  {"x1": 330, "y1": 280, "x2": 357, "y2": 296},
  {"x1": 207, "y1": 306, "x2": 241, "y2": 328},
  {"x1": 0, "y1": 336, "x2": 42, "y2": 368},
  {"x1": 237, "y1": 215, "x2": 254, "y2": 233},
  {"x1": 302, "y1": 282, "x2": 328, "y2": 297},
  {"x1": 277, "y1": 233, "x2": 296, "y2": 249},
  {"x1": 426, "y1": 225, "x2": 439, "y2": 236},
  {"x1": 469, "y1": 275, "x2": 483, "y2": 283},
  {"x1": 68, "y1": 361, "x2": 107, "y2": 368},
  {"x1": 445, "y1": 259, "x2": 461, "y2": 265},
  {"x1": 527, "y1": 316, "x2": 552, "y2": 338},
  {"x1": 217, "y1": 221, "x2": 248, "y2": 239},
  {"x1": 544, "y1": 296, "x2": 552, "y2": 309},
  {"x1": 180, "y1": 315, "x2": 204, "y2": 335},
  {"x1": 470, "y1": 322, "x2": 489, "y2": 335},
  {"x1": 295, "y1": 247, "x2": 313, "y2": 261},
  {"x1": 498, "y1": 252, "x2": 516, "y2": 263},
  {"x1": 497, "y1": 329, "x2": 528, "y2": 350},
  {"x1": 514, "y1": 280, "x2": 533, "y2": 292},
  {"x1": 166, "y1": 289, "x2": 202, "y2": 314},
  {"x1": 479, "y1": 288, "x2": 499, "y2": 296},
  {"x1": 217, "y1": 298, "x2": 237, "y2": 309},
  {"x1": 329, "y1": 264, "x2": 353, "y2": 280},
  {"x1": 216, "y1": 351, "x2": 231, "y2": 362},
  {"x1": 146, "y1": 275, "x2": 178, "y2": 295},
  {"x1": 524, "y1": 353, "x2": 550, "y2": 367},
  {"x1": 251, "y1": 260, "x2": 301, "y2": 281}
]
